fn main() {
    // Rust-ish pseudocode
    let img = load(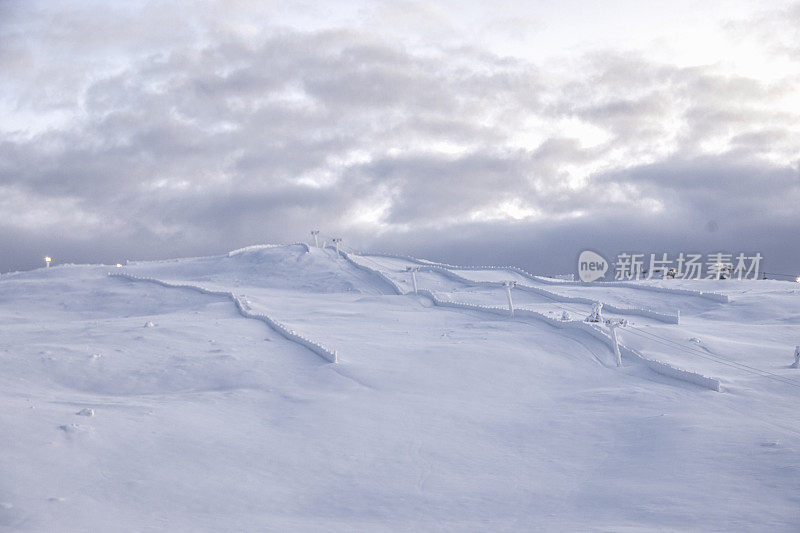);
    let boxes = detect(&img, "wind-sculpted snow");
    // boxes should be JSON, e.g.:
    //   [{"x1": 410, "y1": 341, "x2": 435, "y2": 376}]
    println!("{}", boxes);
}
[
  {"x1": 126, "y1": 244, "x2": 387, "y2": 295},
  {"x1": 5, "y1": 244, "x2": 800, "y2": 531},
  {"x1": 110, "y1": 272, "x2": 338, "y2": 363},
  {"x1": 362, "y1": 250, "x2": 730, "y2": 302},
  {"x1": 617, "y1": 343, "x2": 723, "y2": 391},
  {"x1": 345, "y1": 252, "x2": 719, "y2": 390},
  {"x1": 228, "y1": 242, "x2": 311, "y2": 256},
  {"x1": 330, "y1": 248, "x2": 404, "y2": 295},
  {"x1": 419, "y1": 265, "x2": 681, "y2": 324},
  {"x1": 416, "y1": 289, "x2": 720, "y2": 391}
]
